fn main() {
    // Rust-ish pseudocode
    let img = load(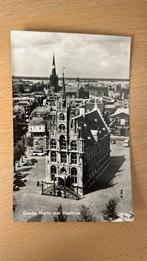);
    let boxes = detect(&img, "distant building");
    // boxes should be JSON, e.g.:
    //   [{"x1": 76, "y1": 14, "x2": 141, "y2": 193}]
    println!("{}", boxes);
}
[
  {"x1": 28, "y1": 117, "x2": 47, "y2": 151},
  {"x1": 88, "y1": 85, "x2": 108, "y2": 97},
  {"x1": 78, "y1": 86, "x2": 89, "y2": 99},
  {"x1": 15, "y1": 100, "x2": 31, "y2": 120},
  {"x1": 49, "y1": 54, "x2": 59, "y2": 92},
  {"x1": 110, "y1": 108, "x2": 129, "y2": 136}
]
